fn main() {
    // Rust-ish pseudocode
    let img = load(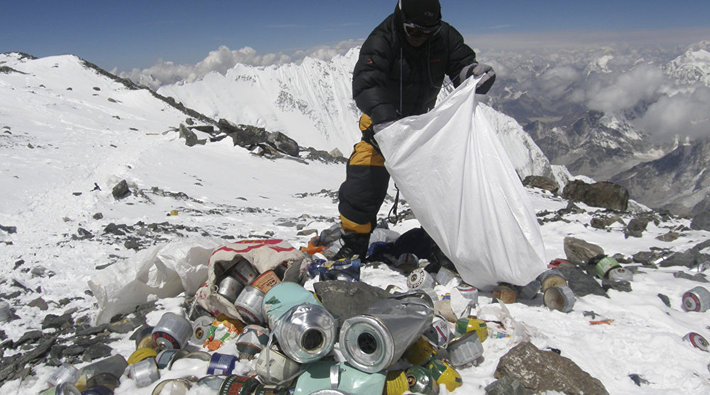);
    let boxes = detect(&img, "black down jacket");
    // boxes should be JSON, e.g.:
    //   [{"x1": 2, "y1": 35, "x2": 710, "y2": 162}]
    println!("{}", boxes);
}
[{"x1": 352, "y1": 6, "x2": 478, "y2": 125}]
